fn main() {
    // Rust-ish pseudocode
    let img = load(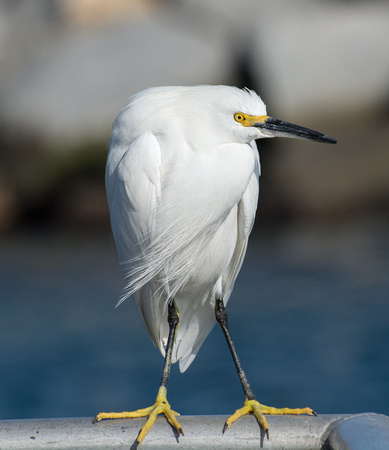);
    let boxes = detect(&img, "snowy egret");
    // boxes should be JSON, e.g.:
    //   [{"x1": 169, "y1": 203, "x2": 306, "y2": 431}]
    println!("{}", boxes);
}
[{"x1": 94, "y1": 85, "x2": 336, "y2": 446}]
